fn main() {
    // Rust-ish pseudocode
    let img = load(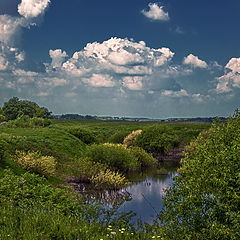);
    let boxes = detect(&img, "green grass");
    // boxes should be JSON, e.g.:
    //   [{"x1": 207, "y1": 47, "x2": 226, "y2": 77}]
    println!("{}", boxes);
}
[
  {"x1": 51, "y1": 119, "x2": 211, "y2": 144},
  {"x1": 0, "y1": 127, "x2": 86, "y2": 179}
]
